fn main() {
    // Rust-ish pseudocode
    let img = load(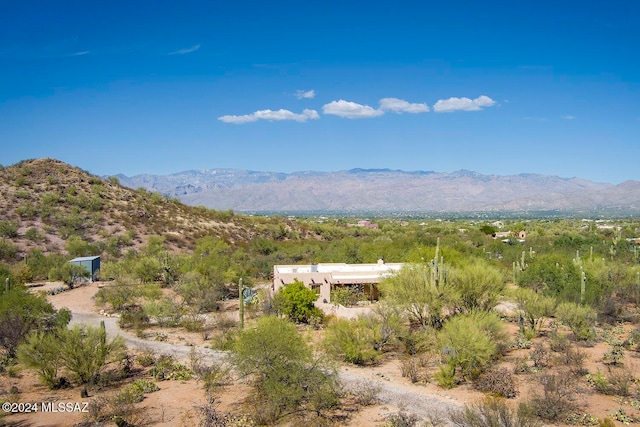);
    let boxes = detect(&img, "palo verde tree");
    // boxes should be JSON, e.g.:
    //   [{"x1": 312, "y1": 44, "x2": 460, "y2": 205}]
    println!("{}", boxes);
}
[
  {"x1": 231, "y1": 316, "x2": 340, "y2": 423},
  {"x1": 450, "y1": 260, "x2": 505, "y2": 312},
  {"x1": 0, "y1": 286, "x2": 69, "y2": 358},
  {"x1": 59, "y1": 322, "x2": 125, "y2": 385},
  {"x1": 379, "y1": 263, "x2": 460, "y2": 328}
]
